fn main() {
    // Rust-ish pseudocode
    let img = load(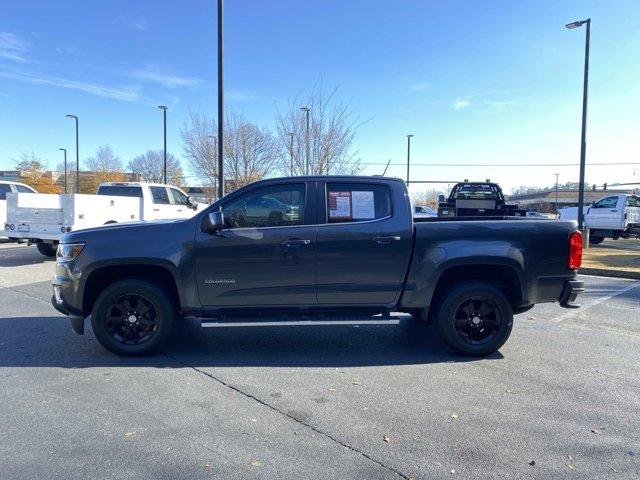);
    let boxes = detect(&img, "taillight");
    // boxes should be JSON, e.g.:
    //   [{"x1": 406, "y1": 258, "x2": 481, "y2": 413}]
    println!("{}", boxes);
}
[{"x1": 568, "y1": 231, "x2": 583, "y2": 270}]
